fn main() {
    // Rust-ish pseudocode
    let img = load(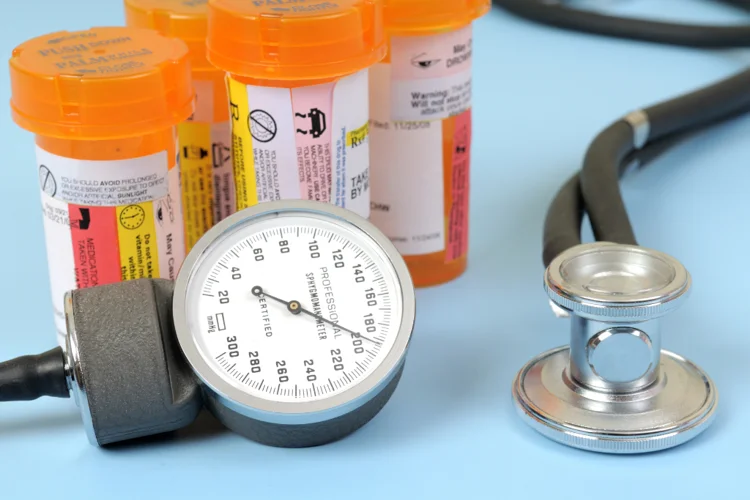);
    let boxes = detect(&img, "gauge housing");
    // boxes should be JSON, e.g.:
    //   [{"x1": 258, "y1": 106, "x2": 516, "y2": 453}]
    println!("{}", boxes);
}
[{"x1": 173, "y1": 200, "x2": 416, "y2": 447}]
